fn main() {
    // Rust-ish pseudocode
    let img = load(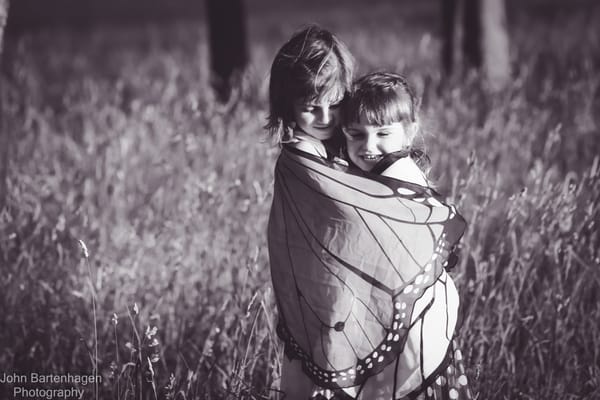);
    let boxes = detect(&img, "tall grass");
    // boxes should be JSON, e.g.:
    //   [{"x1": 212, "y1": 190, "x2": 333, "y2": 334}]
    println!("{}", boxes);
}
[{"x1": 1, "y1": 2, "x2": 599, "y2": 399}]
